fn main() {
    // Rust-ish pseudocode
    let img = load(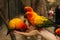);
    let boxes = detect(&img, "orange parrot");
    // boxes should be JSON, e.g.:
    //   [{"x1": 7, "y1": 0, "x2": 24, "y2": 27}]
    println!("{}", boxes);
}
[
  {"x1": 55, "y1": 28, "x2": 60, "y2": 36},
  {"x1": 24, "y1": 6, "x2": 53, "y2": 28},
  {"x1": 7, "y1": 18, "x2": 27, "y2": 35}
]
